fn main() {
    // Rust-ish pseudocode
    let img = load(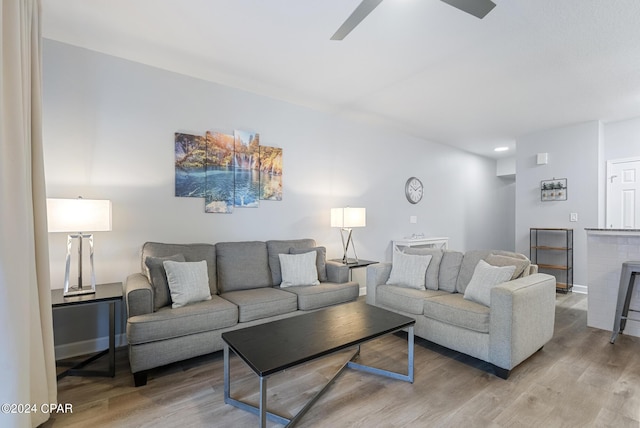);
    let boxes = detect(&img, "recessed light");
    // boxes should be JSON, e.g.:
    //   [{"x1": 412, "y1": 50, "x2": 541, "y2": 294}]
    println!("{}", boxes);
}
[{"x1": 494, "y1": 147, "x2": 509, "y2": 152}]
